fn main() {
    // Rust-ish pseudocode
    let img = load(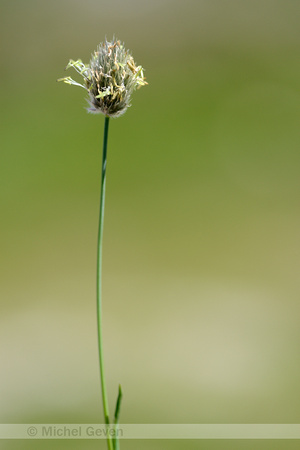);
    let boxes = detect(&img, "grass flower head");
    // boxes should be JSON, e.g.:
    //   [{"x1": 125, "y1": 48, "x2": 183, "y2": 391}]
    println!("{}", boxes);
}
[{"x1": 58, "y1": 37, "x2": 147, "y2": 117}]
